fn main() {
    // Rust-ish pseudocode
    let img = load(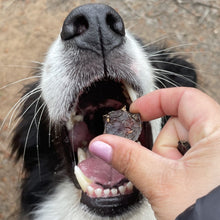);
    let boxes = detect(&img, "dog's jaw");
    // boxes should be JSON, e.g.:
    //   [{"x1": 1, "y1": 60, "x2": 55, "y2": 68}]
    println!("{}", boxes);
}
[{"x1": 32, "y1": 179, "x2": 156, "y2": 220}]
